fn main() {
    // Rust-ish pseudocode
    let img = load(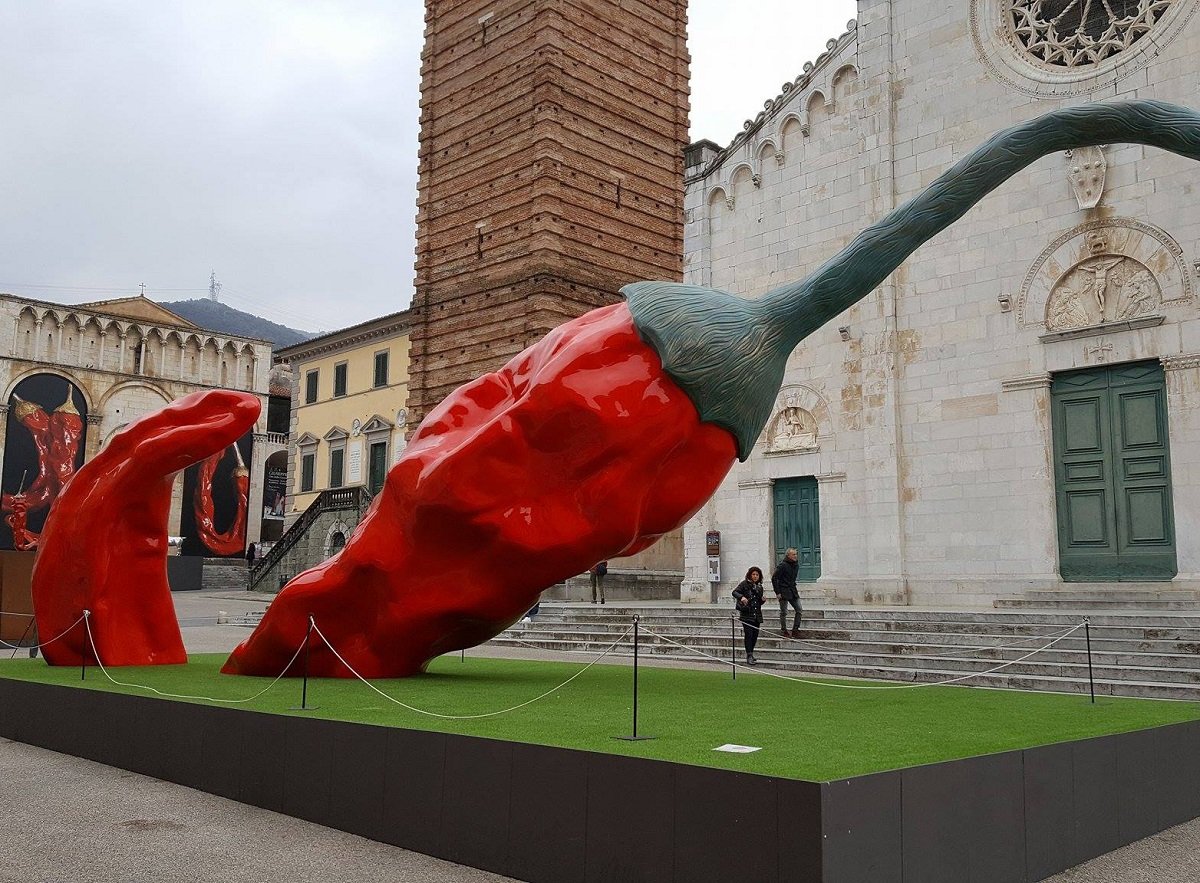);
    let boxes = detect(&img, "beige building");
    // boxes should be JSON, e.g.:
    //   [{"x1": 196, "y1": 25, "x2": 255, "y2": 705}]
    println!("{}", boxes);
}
[{"x1": 275, "y1": 311, "x2": 411, "y2": 521}]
